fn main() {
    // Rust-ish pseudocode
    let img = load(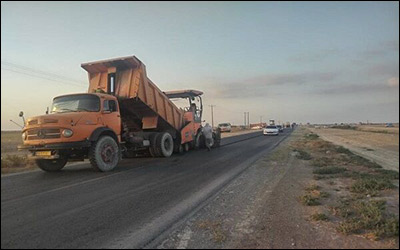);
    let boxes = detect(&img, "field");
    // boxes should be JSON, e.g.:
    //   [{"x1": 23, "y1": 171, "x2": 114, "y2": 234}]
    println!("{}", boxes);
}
[
  {"x1": 1, "y1": 131, "x2": 23, "y2": 155},
  {"x1": 309, "y1": 125, "x2": 399, "y2": 172},
  {"x1": 1, "y1": 131, "x2": 36, "y2": 174}
]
